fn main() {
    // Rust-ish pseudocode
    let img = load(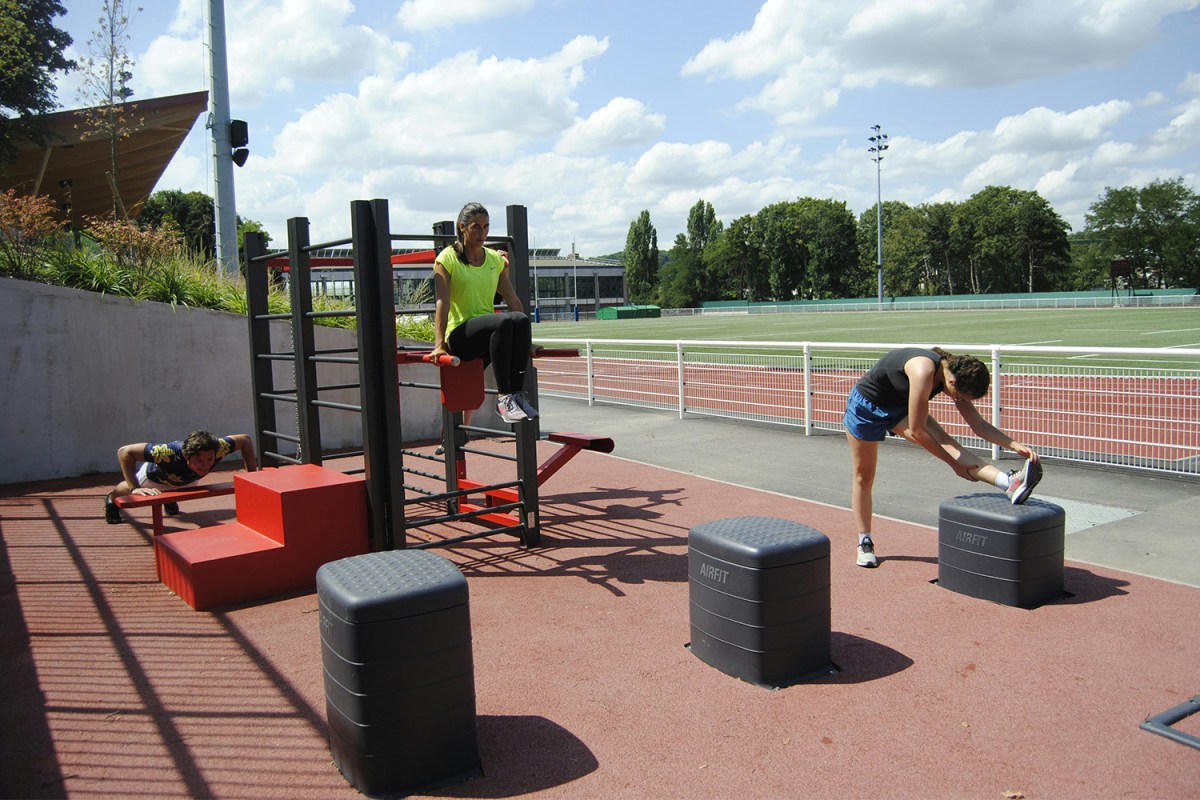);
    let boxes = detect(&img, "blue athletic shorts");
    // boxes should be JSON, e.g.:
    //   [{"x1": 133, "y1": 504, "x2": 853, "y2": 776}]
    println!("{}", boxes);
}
[{"x1": 843, "y1": 388, "x2": 907, "y2": 442}]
